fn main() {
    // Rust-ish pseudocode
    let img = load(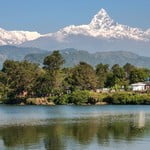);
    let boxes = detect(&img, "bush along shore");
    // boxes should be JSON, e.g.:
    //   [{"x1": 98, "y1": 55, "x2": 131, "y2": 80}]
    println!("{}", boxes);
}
[
  {"x1": 2, "y1": 91, "x2": 150, "y2": 105},
  {"x1": 0, "y1": 50, "x2": 150, "y2": 105},
  {"x1": 25, "y1": 91, "x2": 150, "y2": 105}
]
